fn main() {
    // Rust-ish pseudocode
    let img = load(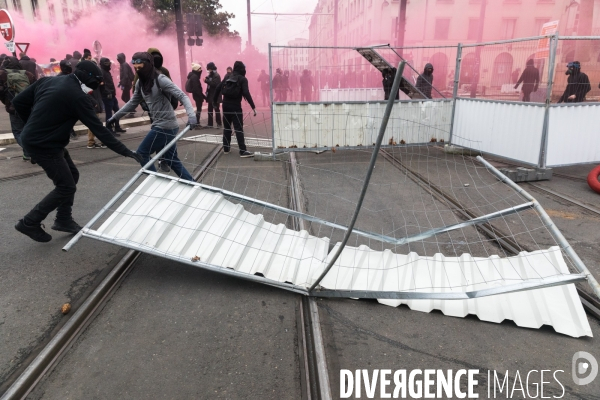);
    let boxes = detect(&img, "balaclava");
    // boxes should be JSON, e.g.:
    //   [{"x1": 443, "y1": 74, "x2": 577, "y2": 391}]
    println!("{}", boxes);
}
[
  {"x1": 100, "y1": 57, "x2": 111, "y2": 72},
  {"x1": 74, "y1": 60, "x2": 103, "y2": 90},
  {"x1": 132, "y1": 51, "x2": 158, "y2": 95}
]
